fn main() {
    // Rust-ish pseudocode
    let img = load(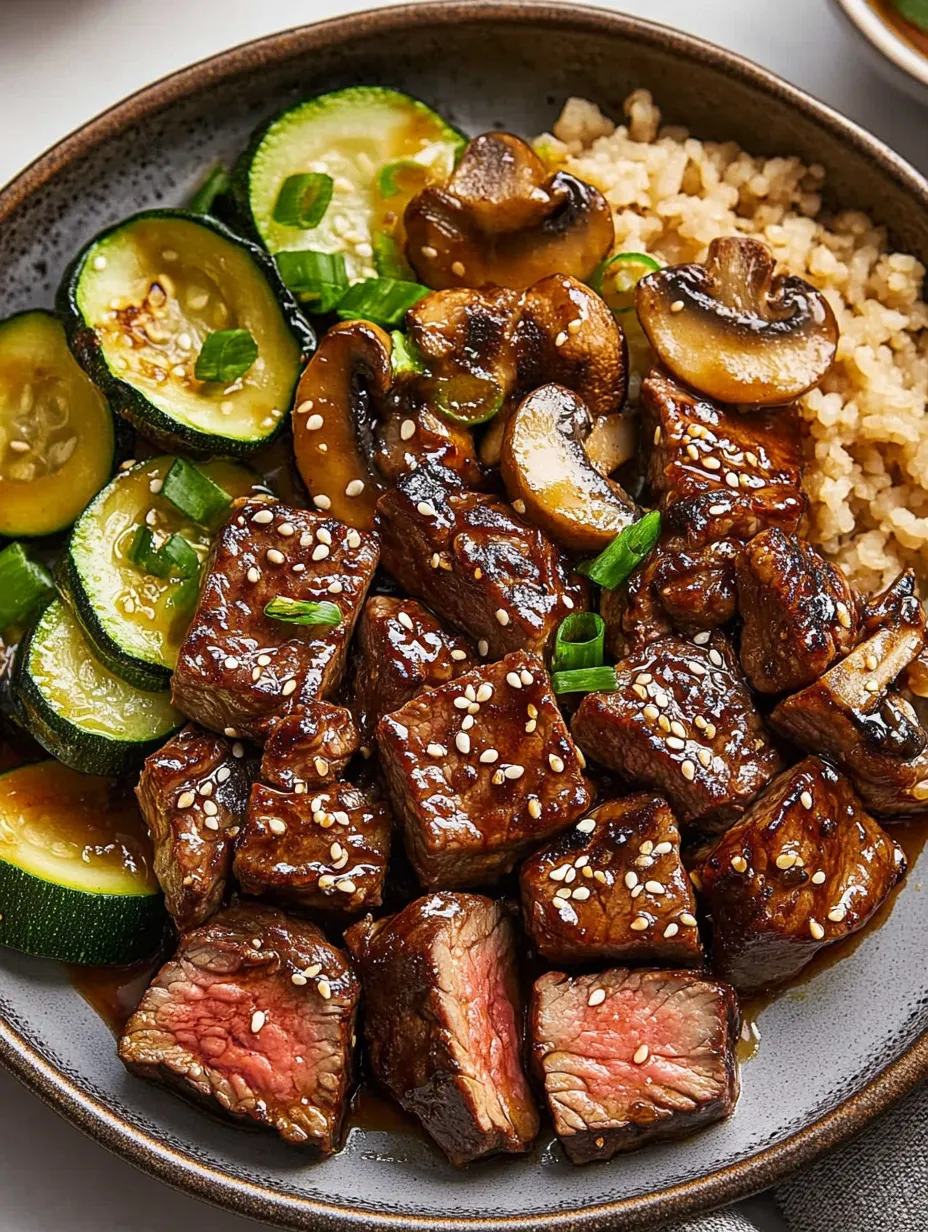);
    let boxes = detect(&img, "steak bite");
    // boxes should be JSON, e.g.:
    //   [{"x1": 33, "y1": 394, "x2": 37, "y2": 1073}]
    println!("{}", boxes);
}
[
  {"x1": 172, "y1": 500, "x2": 379, "y2": 742},
  {"x1": 377, "y1": 651, "x2": 592, "y2": 887},
  {"x1": 260, "y1": 702, "x2": 360, "y2": 790},
  {"x1": 737, "y1": 529, "x2": 859, "y2": 694},
  {"x1": 520, "y1": 793, "x2": 703, "y2": 966},
  {"x1": 641, "y1": 369, "x2": 805, "y2": 548},
  {"x1": 345, "y1": 892, "x2": 539, "y2": 1165},
  {"x1": 530, "y1": 967, "x2": 740, "y2": 1163},
  {"x1": 352, "y1": 595, "x2": 474, "y2": 745},
  {"x1": 572, "y1": 635, "x2": 781, "y2": 831},
  {"x1": 136, "y1": 724, "x2": 249, "y2": 933},
  {"x1": 233, "y1": 782, "x2": 391, "y2": 914},
  {"x1": 118, "y1": 903, "x2": 358, "y2": 1153},
  {"x1": 699, "y1": 757, "x2": 906, "y2": 994},
  {"x1": 376, "y1": 465, "x2": 584, "y2": 659}
]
